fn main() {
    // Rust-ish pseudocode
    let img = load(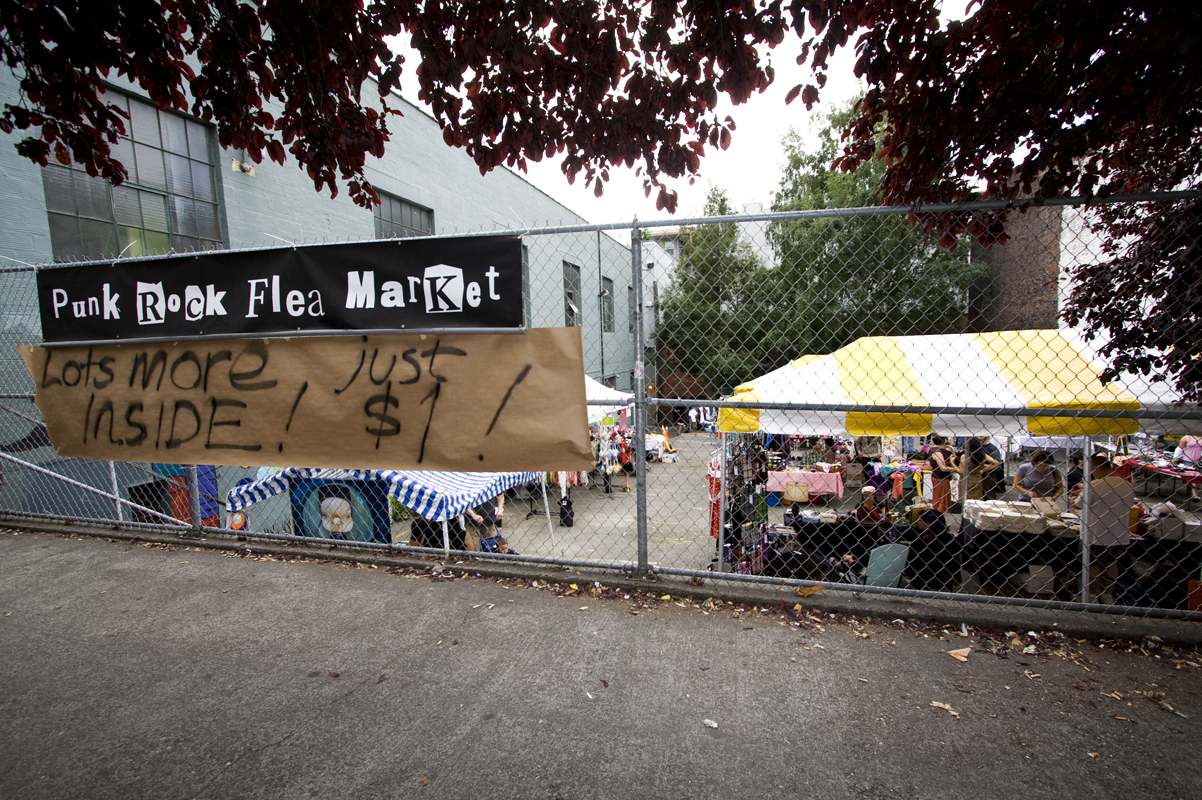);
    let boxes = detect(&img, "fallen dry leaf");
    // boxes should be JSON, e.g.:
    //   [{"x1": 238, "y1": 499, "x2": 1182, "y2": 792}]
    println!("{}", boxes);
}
[
  {"x1": 947, "y1": 648, "x2": 971, "y2": 662},
  {"x1": 795, "y1": 586, "x2": 824, "y2": 597},
  {"x1": 930, "y1": 701, "x2": 960, "y2": 718}
]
